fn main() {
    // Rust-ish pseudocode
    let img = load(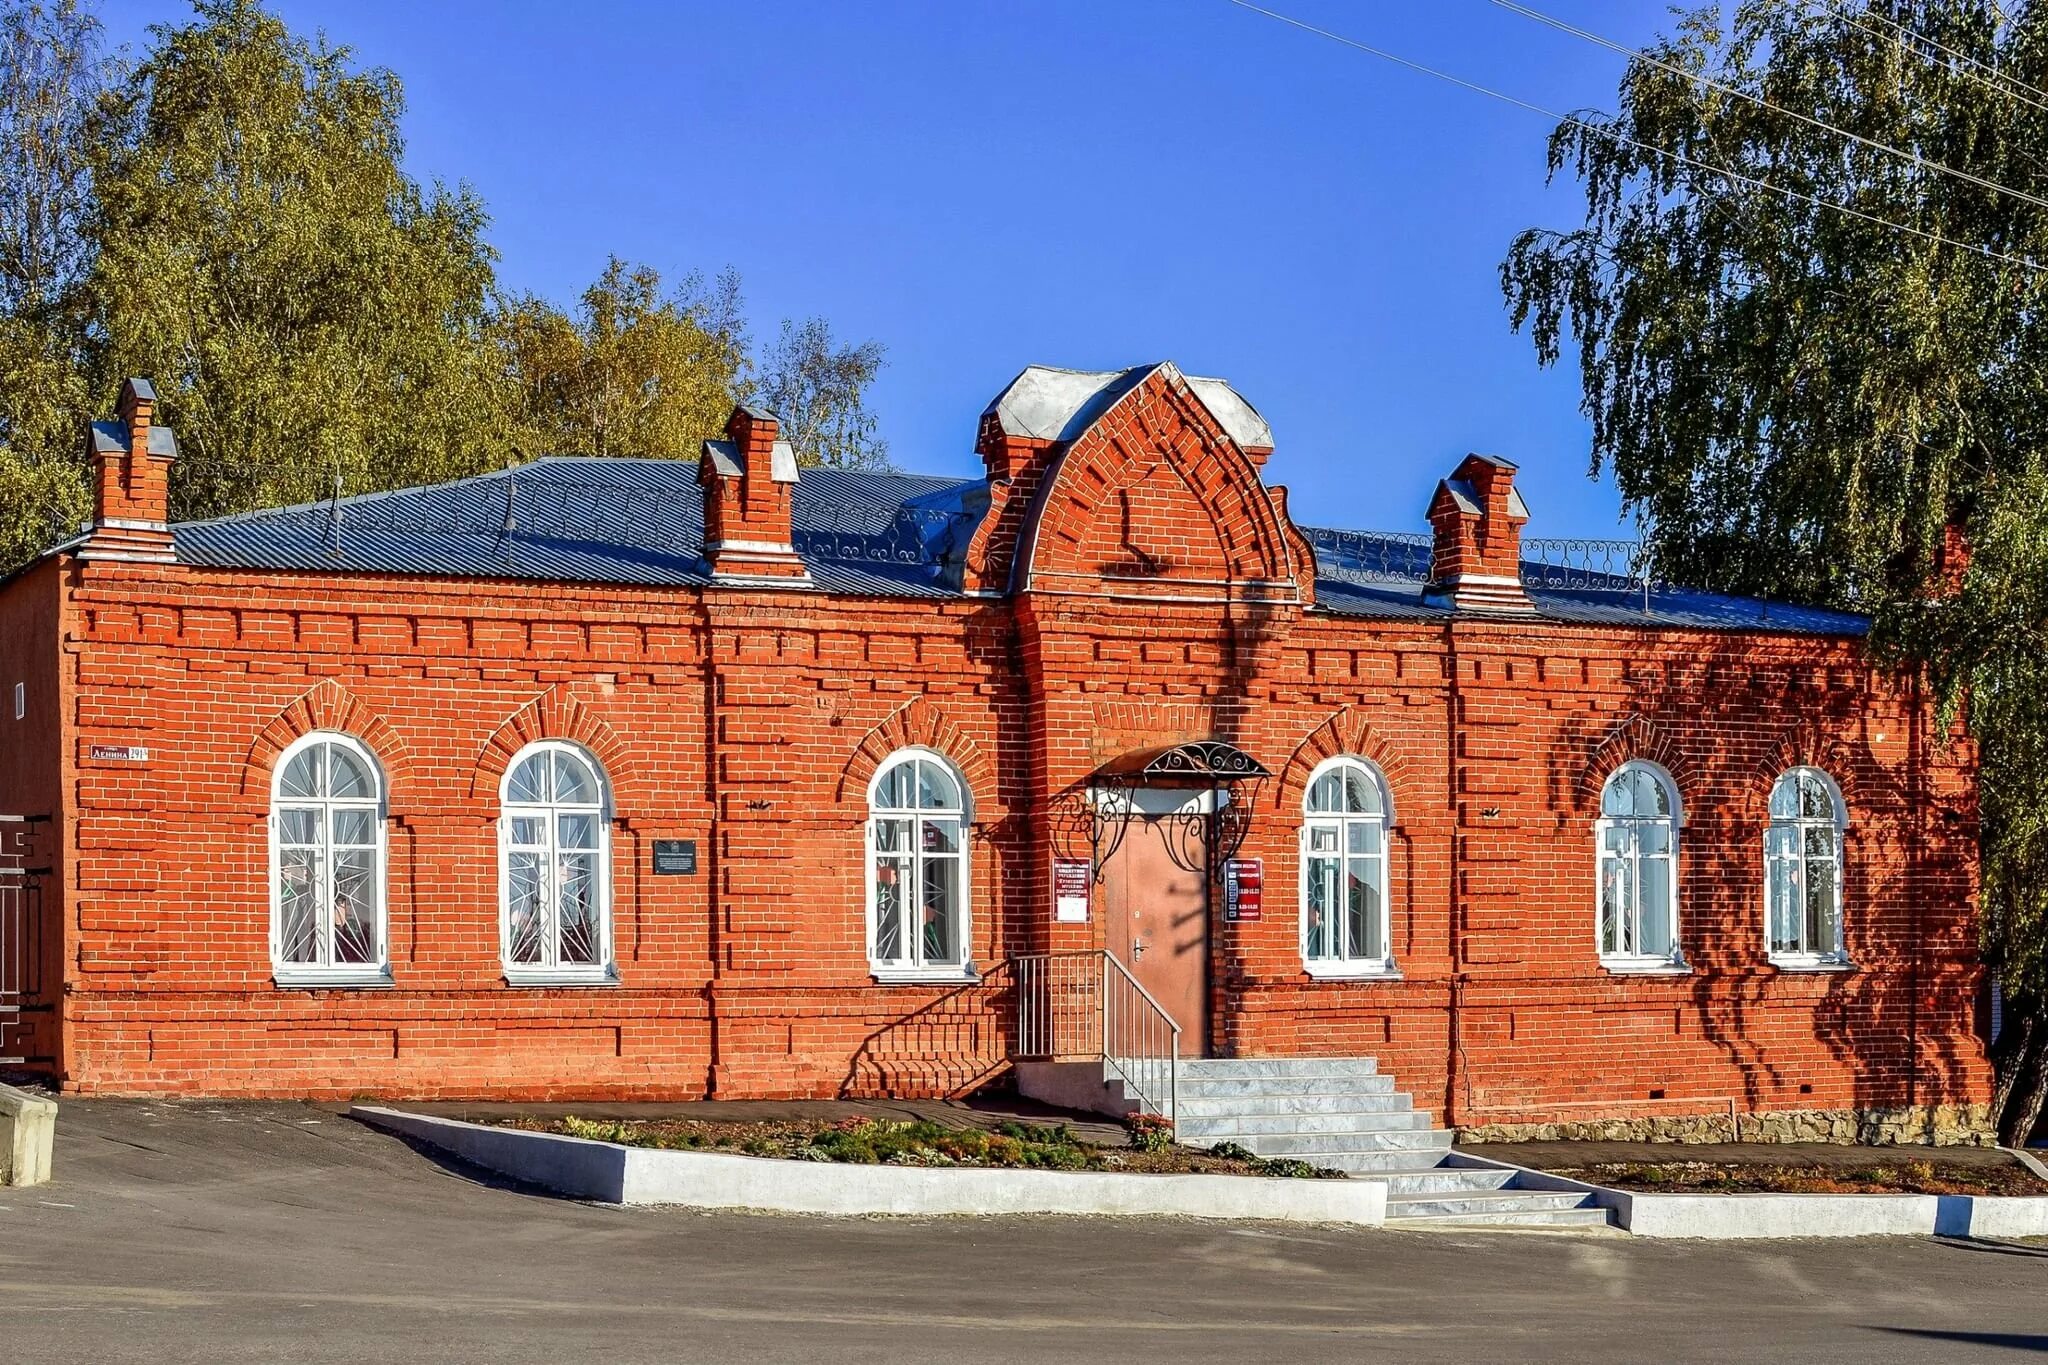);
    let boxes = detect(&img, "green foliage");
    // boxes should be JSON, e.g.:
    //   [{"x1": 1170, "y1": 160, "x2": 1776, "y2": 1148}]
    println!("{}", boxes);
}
[
  {"x1": 758, "y1": 316, "x2": 890, "y2": 470},
  {"x1": 1123, "y1": 1112, "x2": 1176, "y2": 1152},
  {"x1": 1502, "y1": 0, "x2": 2048, "y2": 1139},
  {"x1": 496, "y1": 258, "x2": 748, "y2": 462}
]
